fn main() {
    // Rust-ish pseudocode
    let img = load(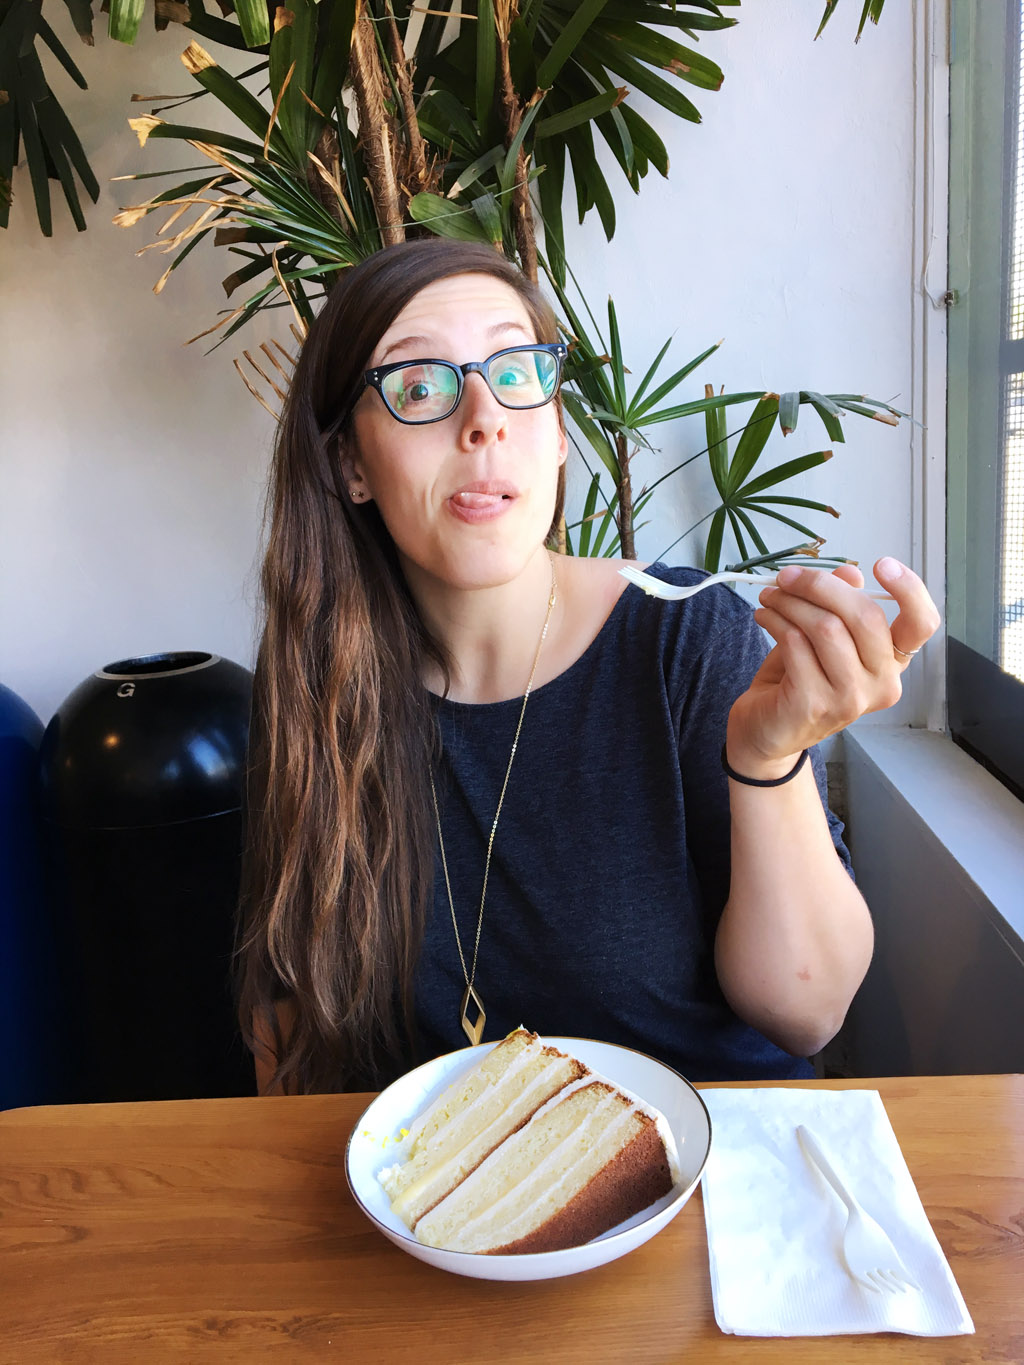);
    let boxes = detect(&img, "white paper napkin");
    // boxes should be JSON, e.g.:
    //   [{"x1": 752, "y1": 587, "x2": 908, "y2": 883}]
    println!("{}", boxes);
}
[{"x1": 700, "y1": 1088, "x2": 974, "y2": 1337}]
